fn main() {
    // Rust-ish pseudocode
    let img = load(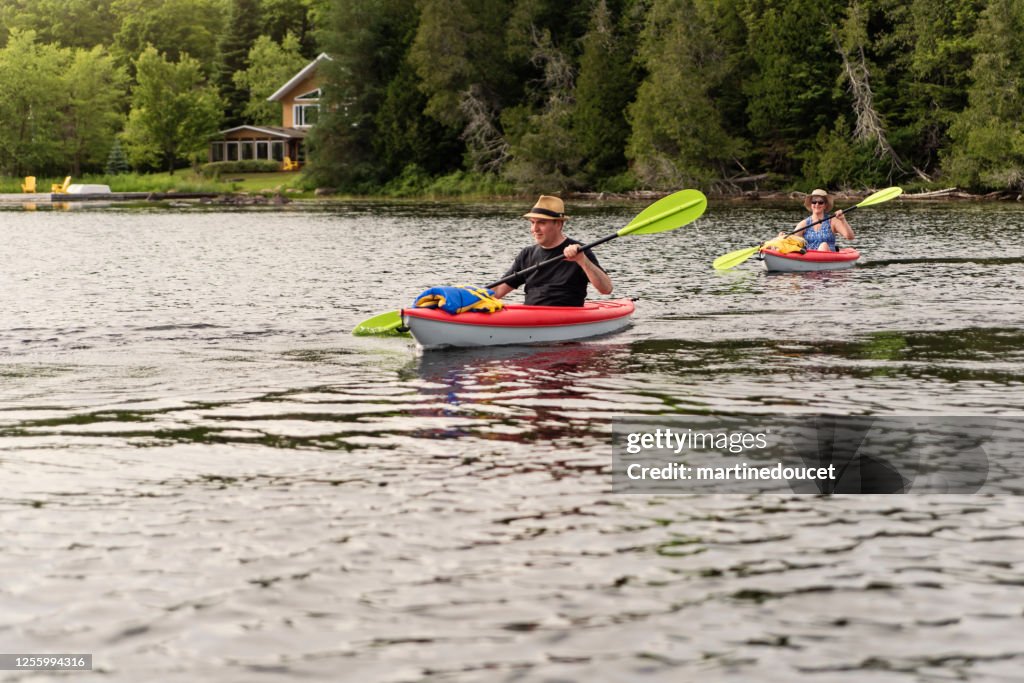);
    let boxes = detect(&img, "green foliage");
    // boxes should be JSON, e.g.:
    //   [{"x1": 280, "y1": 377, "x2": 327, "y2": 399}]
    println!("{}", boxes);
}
[
  {"x1": 260, "y1": 0, "x2": 322, "y2": 54},
  {"x1": 111, "y1": 0, "x2": 227, "y2": 75},
  {"x1": 199, "y1": 160, "x2": 283, "y2": 176},
  {"x1": 380, "y1": 166, "x2": 515, "y2": 198},
  {"x1": 307, "y1": 0, "x2": 418, "y2": 190},
  {"x1": 572, "y1": 0, "x2": 636, "y2": 182},
  {"x1": 0, "y1": 31, "x2": 127, "y2": 176},
  {"x1": 874, "y1": 0, "x2": 982, "y2": 174},
  {"x1": 233, "y1": 33, "x2": 308, "y2": 126},
  {"x1": 0, "y1": 30, "x2": 68, "y2": 175},
  {"x1": 502, "y1": 25, "x2": 582, "y2": 191},
  {"x1": 627, "y1": 0, "x2": 748, "y2": 188},
  {"x1": 105, "y1": 139, "x2": 131, "y2": 174},
  {"x1": 802, "y1": 116, "x2": 886, "y2": 188},
  {"x1": 741, "y1": 0, "x2": 844, "y2": 172},
  {"x1": 122, "y1": 47, "x2": 224, "y2": 173},
  {"x1": 11, "y1": 0, "x2": 1024, "y2": 195},
  {"x1": 942, "y1": 0, "x2": 1024, "y2": 190},
  {"x1": 409, "y1": 0, "x2": 516, "y2": 129},
  {"x1": 60, "y1": 46, "x2": 129, "y2": 175},
  {"x1": 373, "y1": 60, "x2": 462, "y2": 177},
  {"x1": 216, "y1": 0, "x2": 264, "y2": 127},
  {"x1": 503, "y1": 103, "x2": 582, "y2": 192},
  {"x1": 0, "y1": 0, "x2": 118, "y2": 49}
]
